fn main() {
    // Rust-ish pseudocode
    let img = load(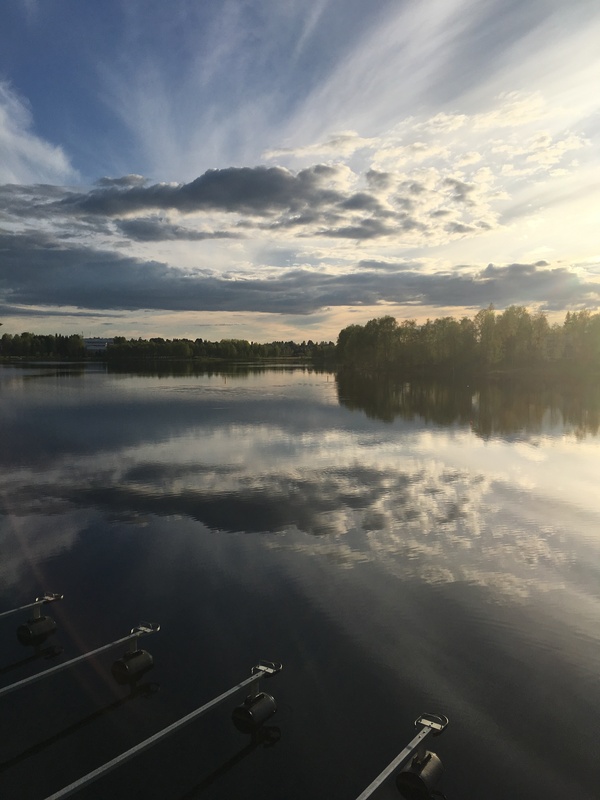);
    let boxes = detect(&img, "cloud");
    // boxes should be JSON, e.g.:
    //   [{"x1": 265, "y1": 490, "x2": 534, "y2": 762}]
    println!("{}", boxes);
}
[
  {"x1": 0, "y1": 81, "x2": 77, "y2": 184},
  {"x1": 91, "y1": 0, "x2": 399, "y2": 180},
  {"x1": 264, "y1": 131, "x2": 377, "y2": 161},
  {"x1": 115, "y1": 219, "x2": 244, "y2": 242},
  {"x1": 1, "y1": 226, "x2": 598, "y2": 317},
  {"x1": 0, "y1": 158, "x2": 504, "y2": 249},
  {"x1": 52, "y1": 165, "x2": 347, "y2": 217},
  {"x1": 0, "y1": 513, "x2": 81, "y2": 591},
  {"x1": 1, "y1": 409, "x2": 588, "y2": 602},
  {"x1": 274, "y1": 0, "x2": 600, "y2": 154},
  {"x1": 96, "y1": 174, "x2": 147, "y2": 188},
  {"x1": 443, "y1": 178, "x2": 476, "y2": 204}
]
